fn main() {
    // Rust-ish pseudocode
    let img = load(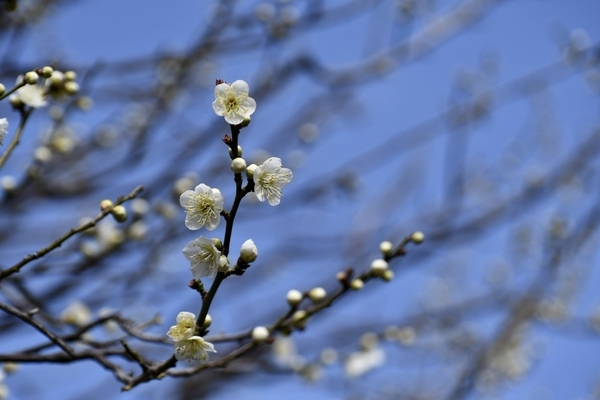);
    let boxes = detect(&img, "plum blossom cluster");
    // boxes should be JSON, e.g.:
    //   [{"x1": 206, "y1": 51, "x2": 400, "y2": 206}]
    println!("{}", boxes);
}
[
  {"x1": 167, "y1": 312, "x2": 216, "y2": 362},
  {"x1": 170, "y1": 79, "x2": 293, "y2": 364}
]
